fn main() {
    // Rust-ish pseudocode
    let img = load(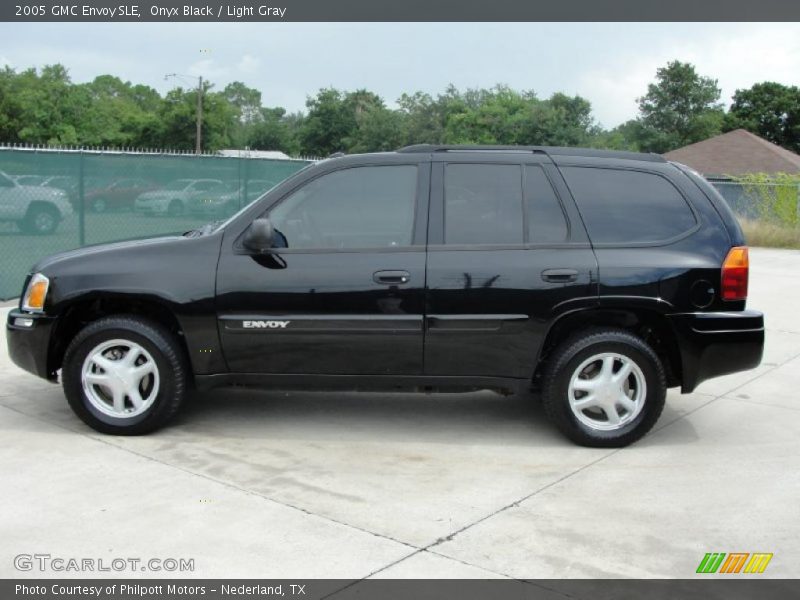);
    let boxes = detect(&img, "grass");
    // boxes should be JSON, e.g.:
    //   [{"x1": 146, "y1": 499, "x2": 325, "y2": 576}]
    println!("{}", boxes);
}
[{"x1": 738, "y1": 218, "x2": 800, "y2": 249}]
